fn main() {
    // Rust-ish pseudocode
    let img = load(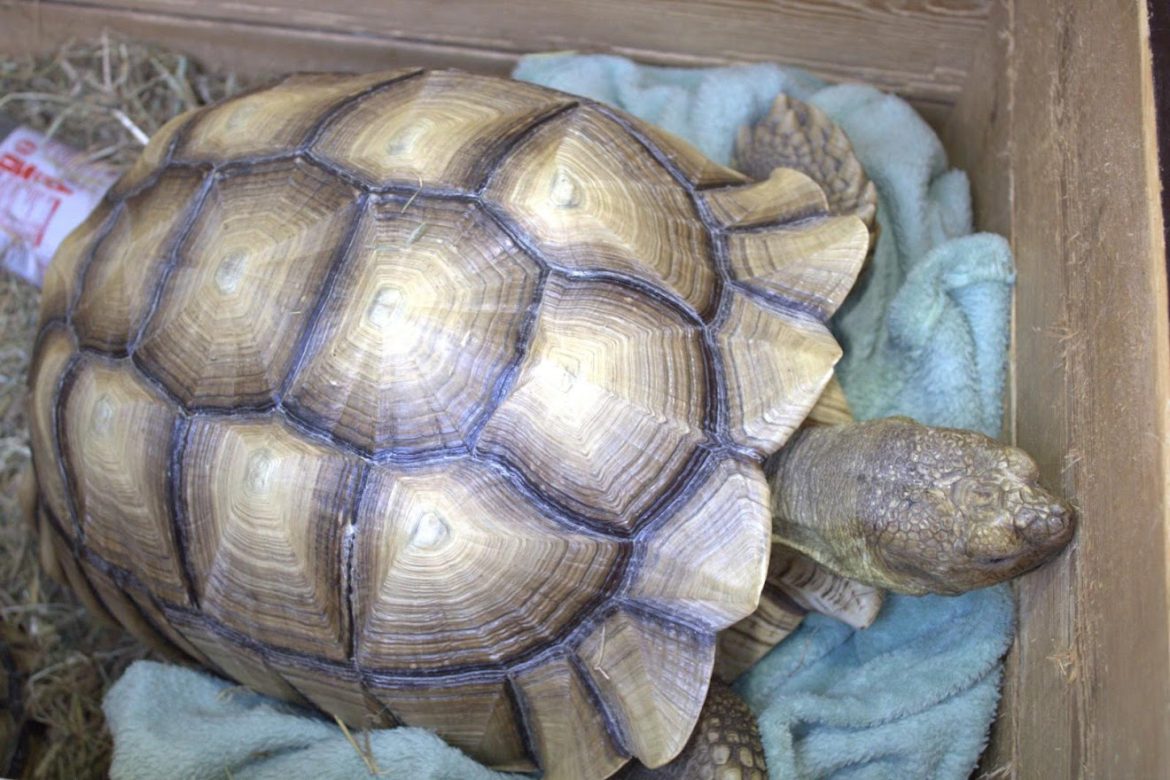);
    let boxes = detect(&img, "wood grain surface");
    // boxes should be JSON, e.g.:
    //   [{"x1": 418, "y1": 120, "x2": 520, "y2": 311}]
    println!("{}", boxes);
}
[
  {"x1": 0, "y1": 0, "x2": 988, "y2": 129},
  {"x1": 947, "y1": 0, "x2": 1170, "y2": 775}
]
